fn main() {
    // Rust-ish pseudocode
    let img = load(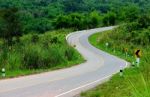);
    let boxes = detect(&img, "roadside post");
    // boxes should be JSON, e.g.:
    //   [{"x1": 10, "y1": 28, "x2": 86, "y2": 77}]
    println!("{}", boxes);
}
[
  {"x1": 1, "y1": 68, "x2": 5, "y2": 77},
  {"x1": 119, "y1": 69, "x2": 123, "y2": 77},
  {"x1": 135, "y1": 49, "x2": 141, "y2": 67},
  {"x1": 105, "y1": 42, "x2": 109, "y2": 50},
  {"x1": 136, "y1": 58, "x2": 140, "y2": 67}
]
